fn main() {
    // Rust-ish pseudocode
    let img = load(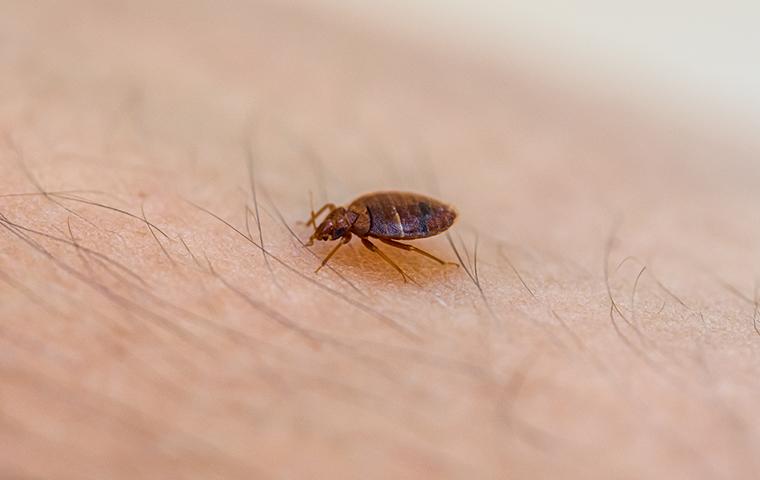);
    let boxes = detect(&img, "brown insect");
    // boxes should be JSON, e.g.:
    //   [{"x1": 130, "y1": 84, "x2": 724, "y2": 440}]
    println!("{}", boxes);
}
[{"x1": 305, "y1": 191, "x2": 458, "y2": 281}]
